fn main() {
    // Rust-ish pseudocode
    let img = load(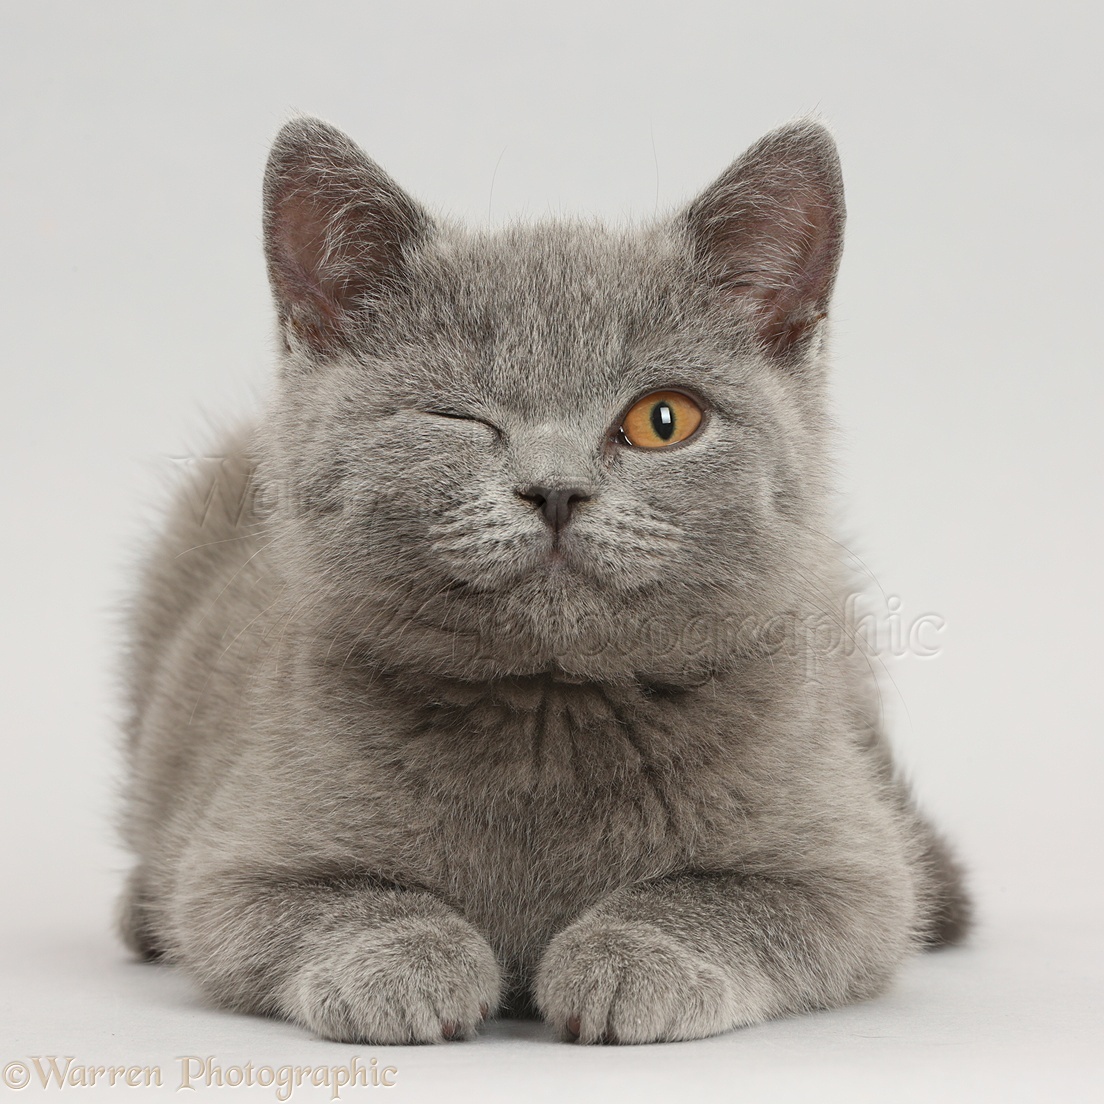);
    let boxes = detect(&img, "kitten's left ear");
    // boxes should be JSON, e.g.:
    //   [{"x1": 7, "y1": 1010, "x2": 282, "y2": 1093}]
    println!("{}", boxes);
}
[
  {"x1": 263, "y1": 116, "x2": 432, "y2": 355},
  {"x1": 682, "y1": 120, "x2": 845, "y2": 358}
]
